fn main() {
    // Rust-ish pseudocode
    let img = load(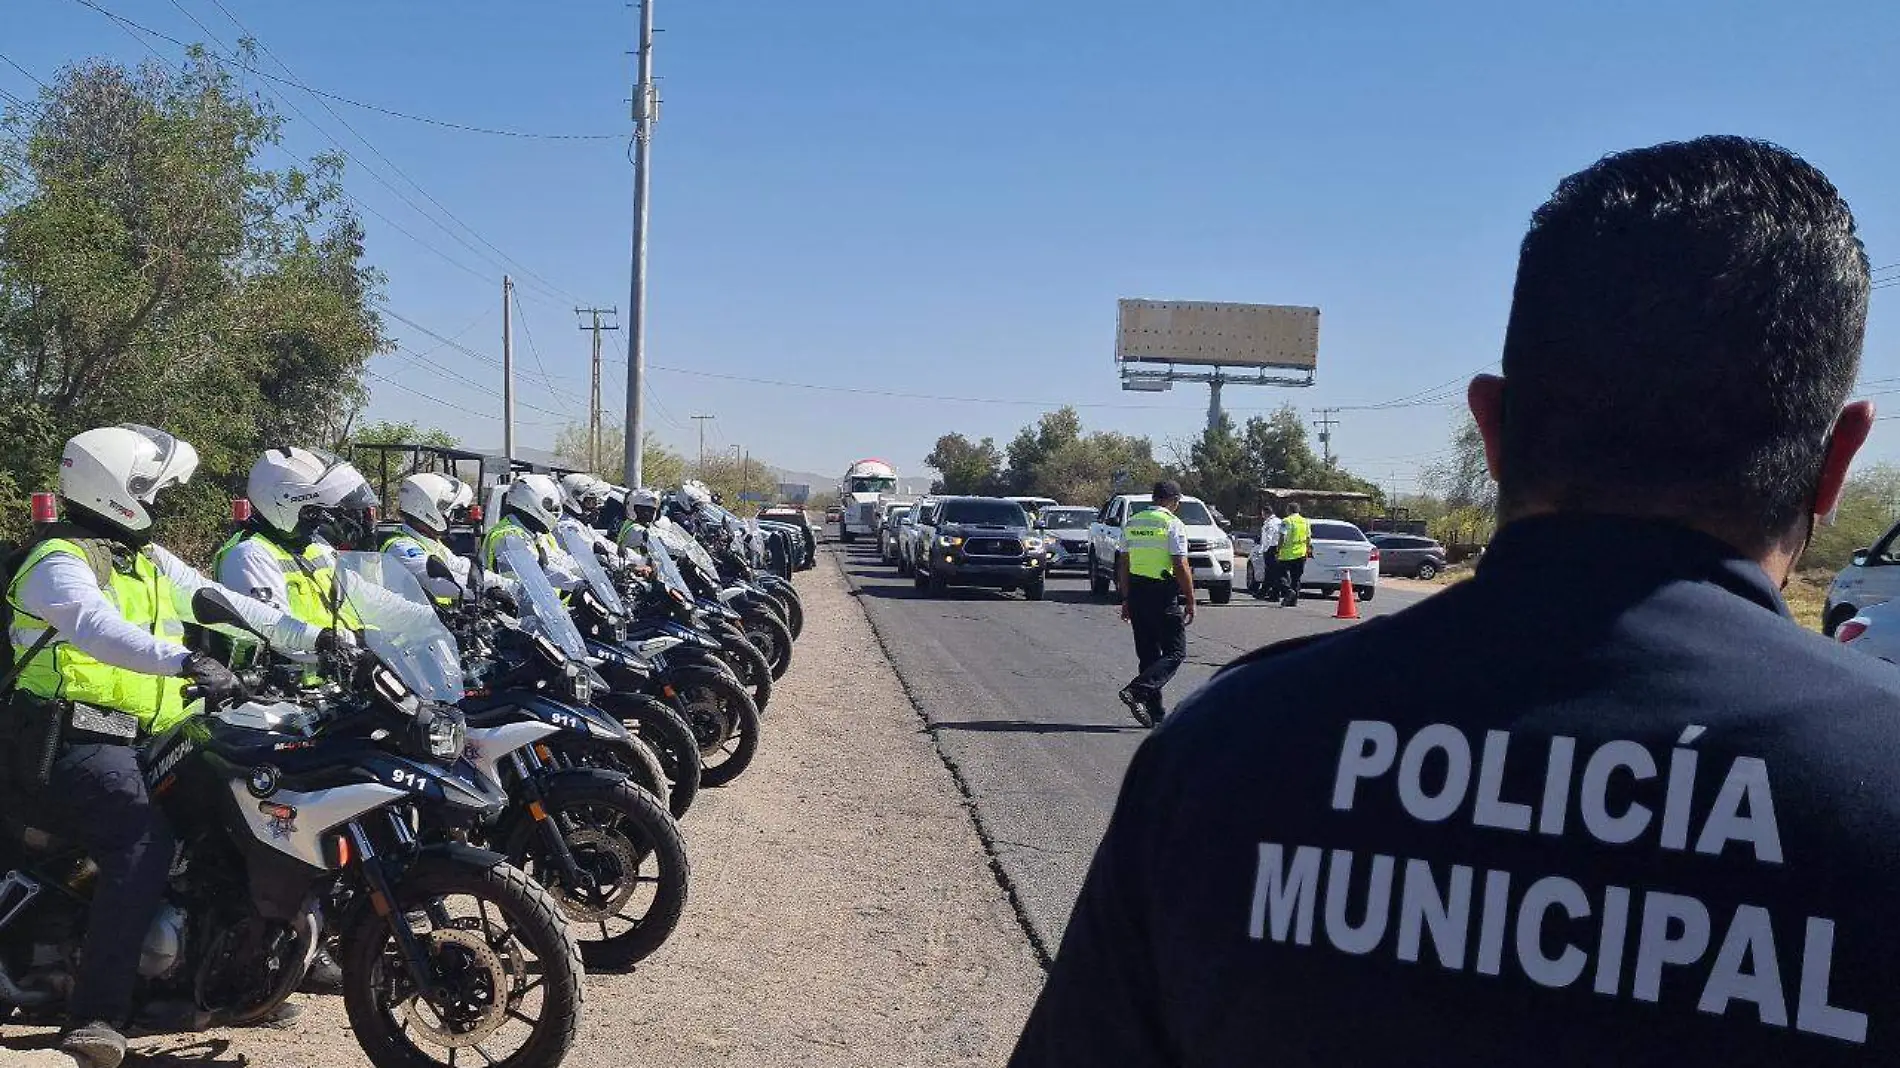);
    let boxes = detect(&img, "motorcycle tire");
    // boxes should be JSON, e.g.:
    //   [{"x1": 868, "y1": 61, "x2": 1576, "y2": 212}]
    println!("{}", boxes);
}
[
  {"x1": 341, "y1": 856, "x2": 582, "y2": 1068},
  {"x1": 743, "y1": 606, "x2": 794, "y2": 681},
  {"x1": 669, "y1": 664, "x2": 761, "y2": 788},
  {"x1": 503, "y1": 770, "x2": 691, "y2": 971},
  {"x1": 600, "y1": 693, "x2": 701, "y2": 818},
  {"x1": 618, "y1": 733, "x2": 672, "y2": 809},
  {"x1": 717, "y1": 631, "x2": 774, "y2": 711},
  {"x1": 763, "y1": 580, "x2": 804, "y2": 640}
]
